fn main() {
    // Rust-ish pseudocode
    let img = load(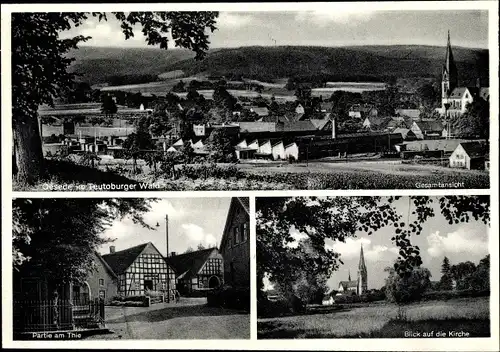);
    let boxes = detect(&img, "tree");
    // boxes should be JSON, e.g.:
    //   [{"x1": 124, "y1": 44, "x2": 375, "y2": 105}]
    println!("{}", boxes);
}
[
  {"x1": 12, "y1": 198, "x2": 153, "y2": 281},
  {"x1": 12, "y1": 11, "x2": 218, "y2": 185},
  {"x1": 184, "y1": 246, "x2": 194, "y2": 254},
  {"x1": 205, "y1": 129, "x2": 237, "y2": 163},
  {"x1": 384, "y1": 264, "x2": 431, "y2": 303},
  {"x1": 197, "y1": 243, "x2": 206, "y2": 250},
  {"x1": 100, "y1": 93, "x2": 118, "y2": 117},
  {"x1": 256, "y1": 196, "x2": 490, "y2": 307},
  {"x1": 439, "y1": 256, "x2": 453, "y2": 291}
]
